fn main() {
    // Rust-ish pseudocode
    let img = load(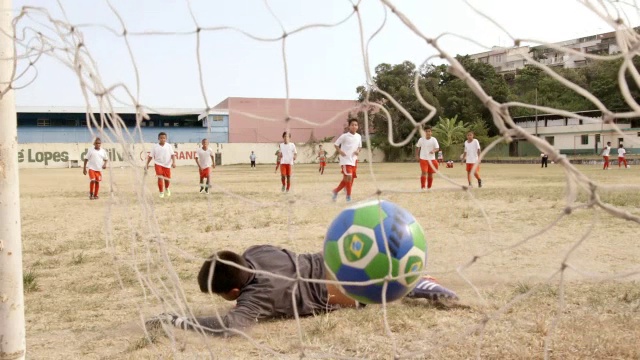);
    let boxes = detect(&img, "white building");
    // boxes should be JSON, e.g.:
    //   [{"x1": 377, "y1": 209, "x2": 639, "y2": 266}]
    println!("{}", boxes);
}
[
  {"x1": 468, "y1": 28, "x2": 637, "y2": 73},
  {"x1": 511, "y1": 110, "x2": 640, "y2": 156}
]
